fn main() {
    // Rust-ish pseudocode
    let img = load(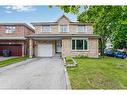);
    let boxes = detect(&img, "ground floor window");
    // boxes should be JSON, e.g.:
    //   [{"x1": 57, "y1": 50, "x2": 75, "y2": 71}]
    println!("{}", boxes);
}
[{"x1": 72, "y1": 39, "x2": 88, "y2": 50}]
